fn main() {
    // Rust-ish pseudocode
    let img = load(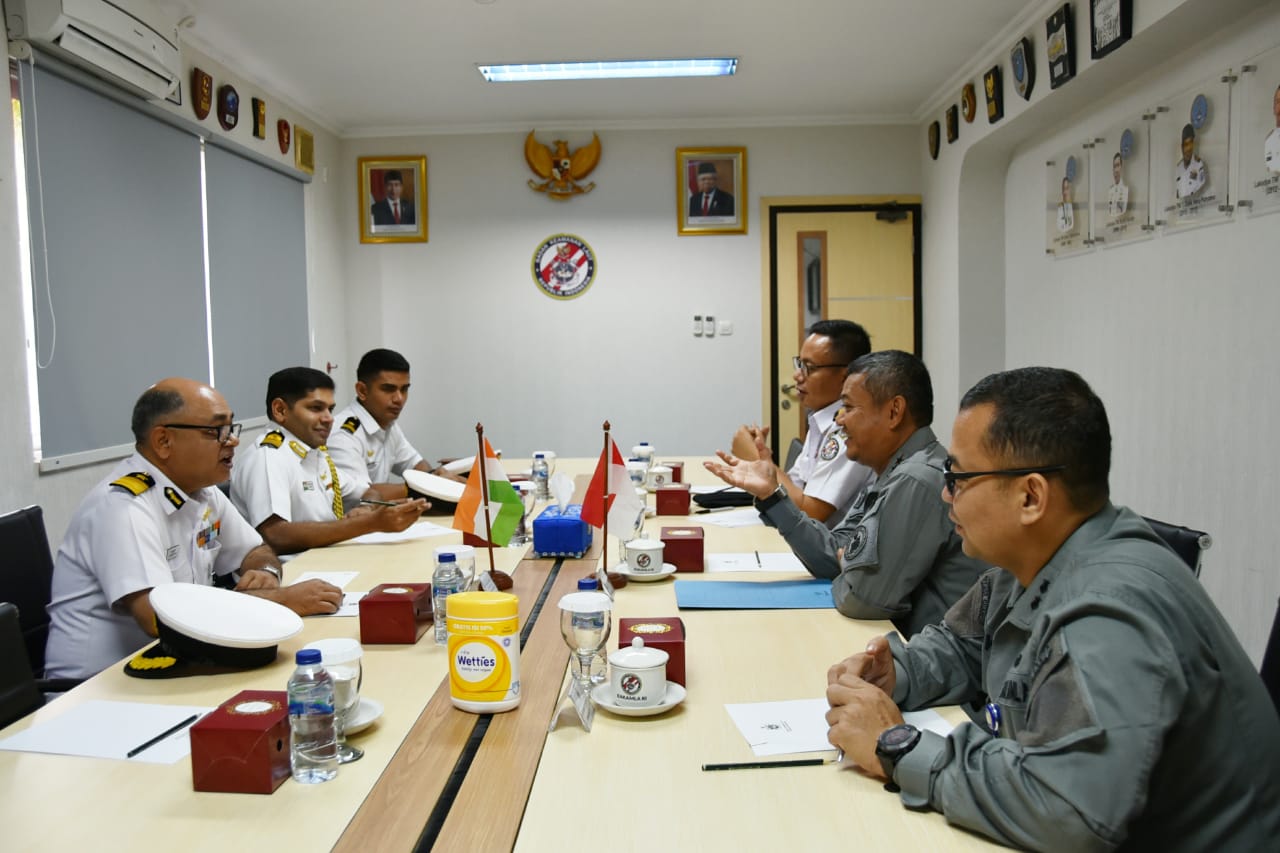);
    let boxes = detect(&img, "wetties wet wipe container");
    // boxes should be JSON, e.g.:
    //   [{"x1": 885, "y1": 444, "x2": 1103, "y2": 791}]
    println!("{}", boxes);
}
[{"x1": 447, "y1": 591, "x2": 521, "y2": 713}]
